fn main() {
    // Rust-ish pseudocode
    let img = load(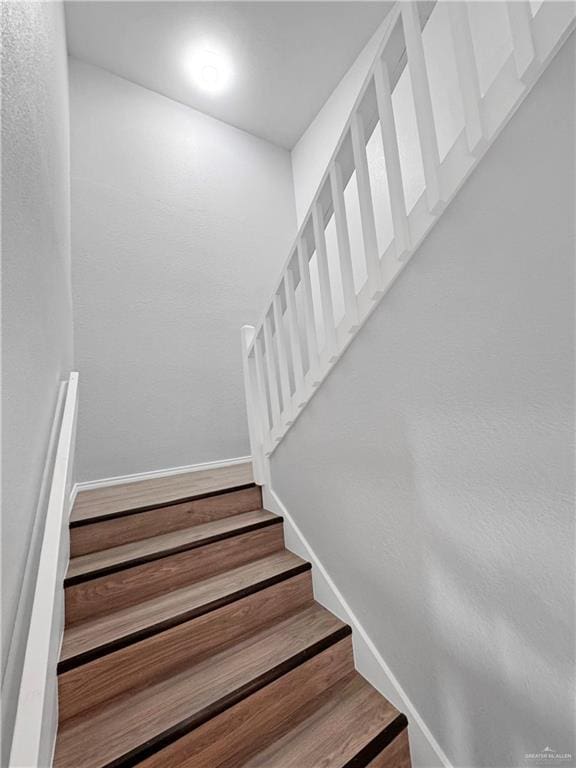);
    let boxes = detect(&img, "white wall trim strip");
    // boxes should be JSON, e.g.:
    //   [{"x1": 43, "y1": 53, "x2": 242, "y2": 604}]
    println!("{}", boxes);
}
[
  {"x1": 263, "y1": 483, "x2": 453, "y2": 768},
  {"x1": 73, "y1": 455, "x2": 253, "y2": 494},
  {"x1": 2, "y1": 383, "x2": 66, "y2": 766},
  {"x1": 9, "y1": 372, "x2": 79, "y2": 768}
]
